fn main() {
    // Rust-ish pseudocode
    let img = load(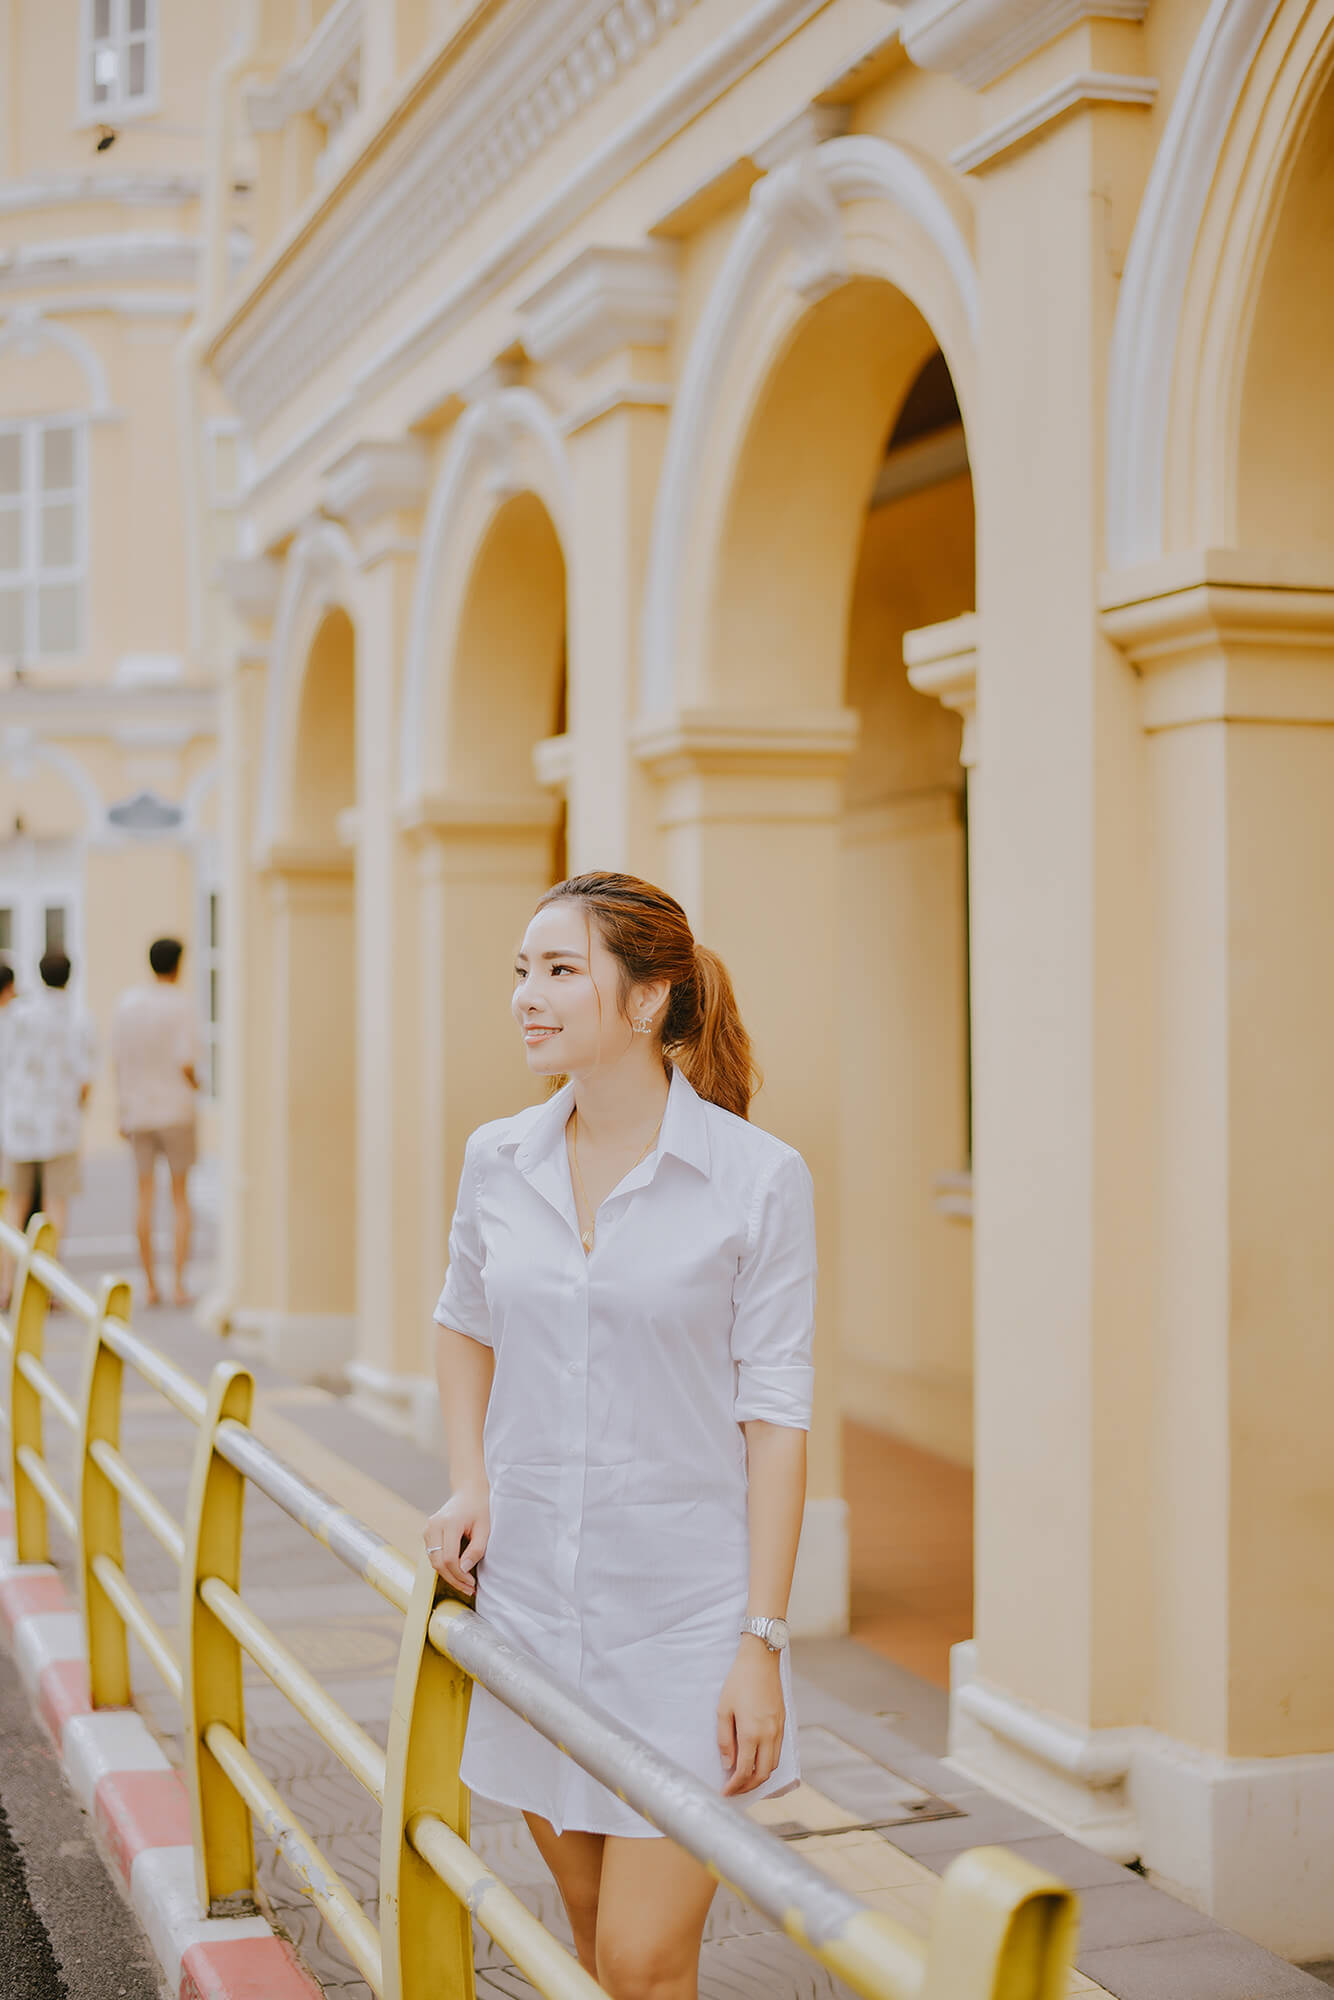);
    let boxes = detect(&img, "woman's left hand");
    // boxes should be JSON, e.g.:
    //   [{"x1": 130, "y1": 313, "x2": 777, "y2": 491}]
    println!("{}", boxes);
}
[{"x1": 717, "y1": 1641, "x2": 785, "y2": 1796}]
